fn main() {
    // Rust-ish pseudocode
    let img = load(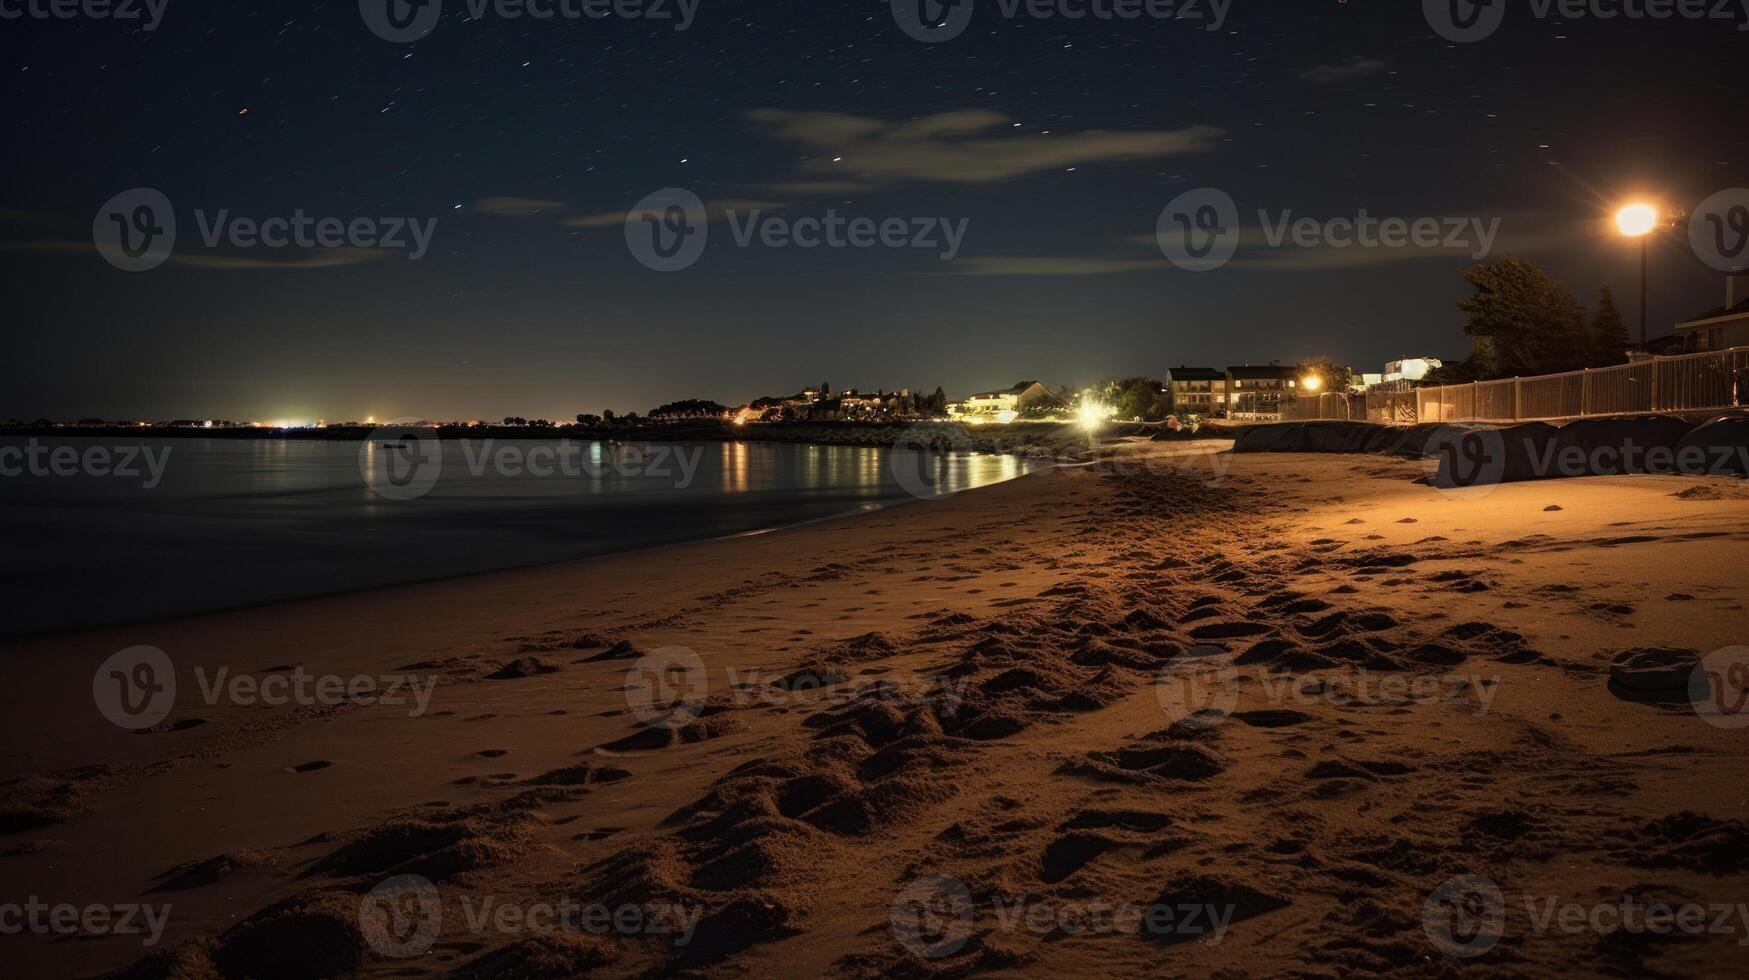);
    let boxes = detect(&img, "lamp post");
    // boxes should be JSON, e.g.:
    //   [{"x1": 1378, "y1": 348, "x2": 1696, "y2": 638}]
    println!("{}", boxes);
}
[{"x1": 1615, "y1": 203, "x2": 1659, "y2": 349}]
